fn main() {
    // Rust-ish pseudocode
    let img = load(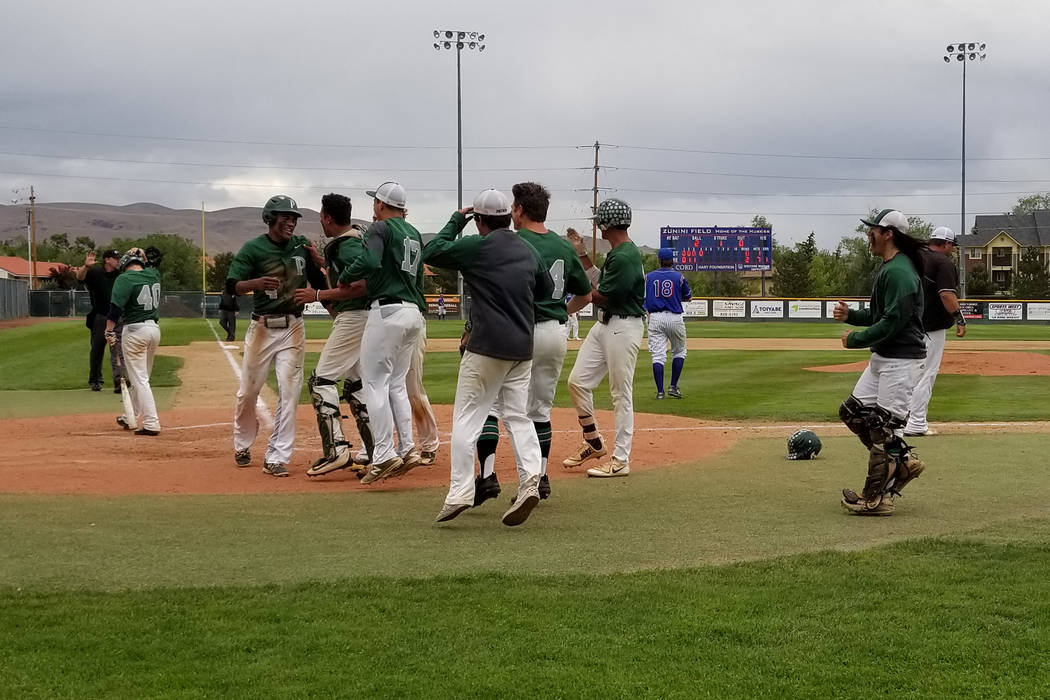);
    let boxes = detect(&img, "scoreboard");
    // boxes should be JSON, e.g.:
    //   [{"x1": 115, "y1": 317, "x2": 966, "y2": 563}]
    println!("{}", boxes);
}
[{"x1": 659, "y1": 226, "x2": 772, "y2": 272}]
